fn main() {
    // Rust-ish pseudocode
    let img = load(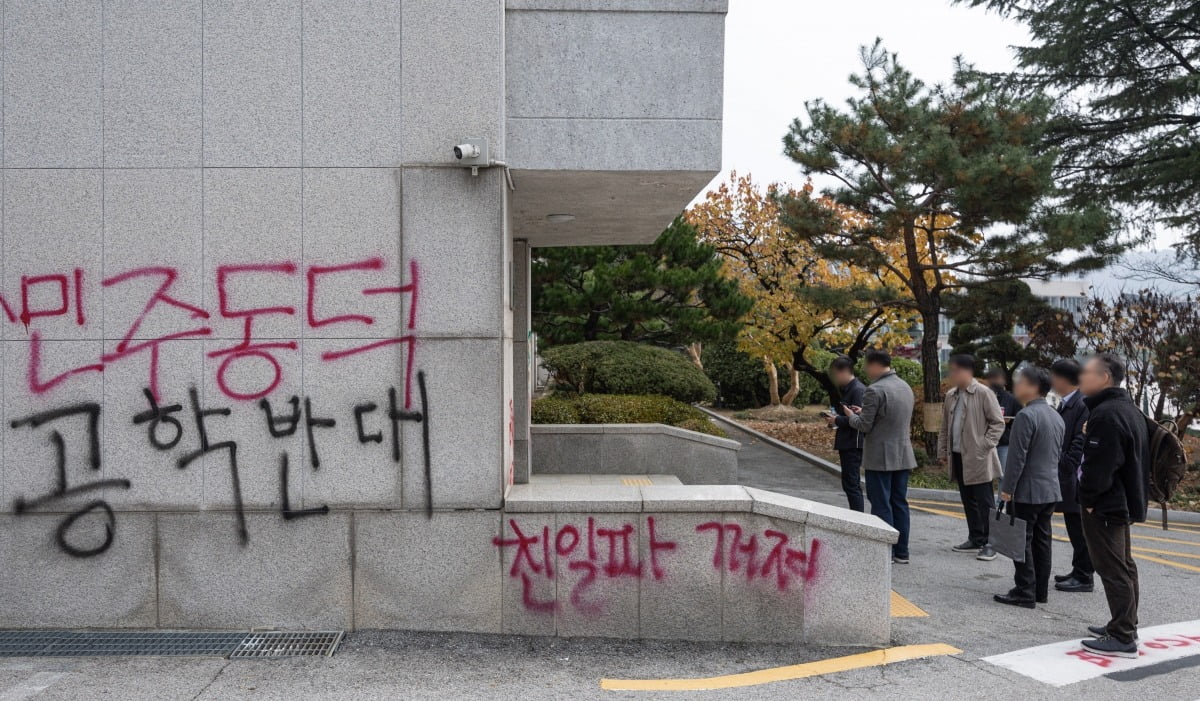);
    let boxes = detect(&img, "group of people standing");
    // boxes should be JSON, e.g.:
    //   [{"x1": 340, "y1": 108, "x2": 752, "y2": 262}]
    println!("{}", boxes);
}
[{"x1": 825, "y1": 350, "x2": 1149, "y2": 659}]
